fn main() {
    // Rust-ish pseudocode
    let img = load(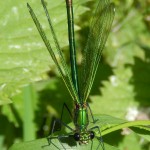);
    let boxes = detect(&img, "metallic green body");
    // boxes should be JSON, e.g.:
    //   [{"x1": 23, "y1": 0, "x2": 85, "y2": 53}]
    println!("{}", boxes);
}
[
  {"x1": 74, "y1": 104, "x2": 89, "y2": 130},
  {"x1": 65, "y1": 0, "x2": 79, "y2": 96},
  {"x1": 74, "y1": 103, "x2": 91, "y2": 144},
  {"x1": 65, "y1": 1, "x2": 89, "y2": 138}
]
